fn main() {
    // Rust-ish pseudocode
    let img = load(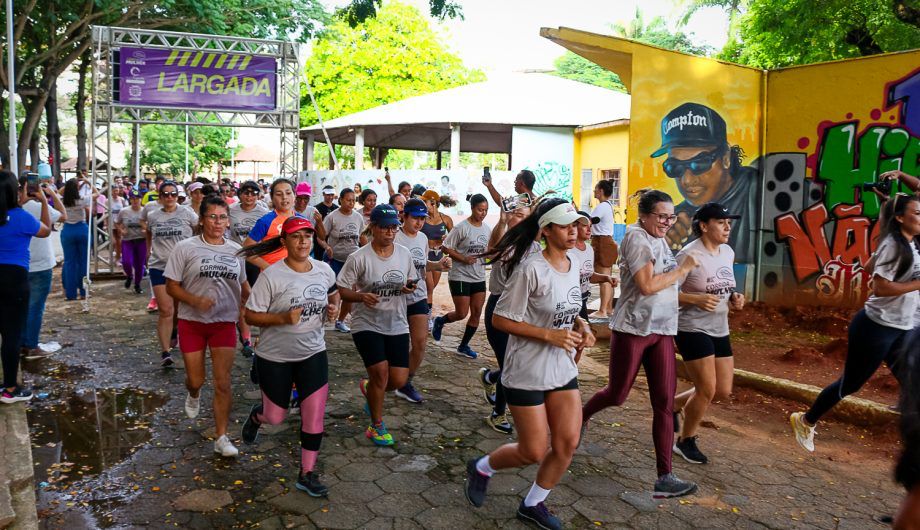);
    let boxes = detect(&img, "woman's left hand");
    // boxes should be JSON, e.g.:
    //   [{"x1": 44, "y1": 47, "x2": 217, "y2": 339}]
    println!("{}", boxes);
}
[
  {"x1": 326, "y1": 303, "x2": 339, "y2": 322},
  {"x1": 729, "y1": 292, "x2": 745, "y2": 310}
]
